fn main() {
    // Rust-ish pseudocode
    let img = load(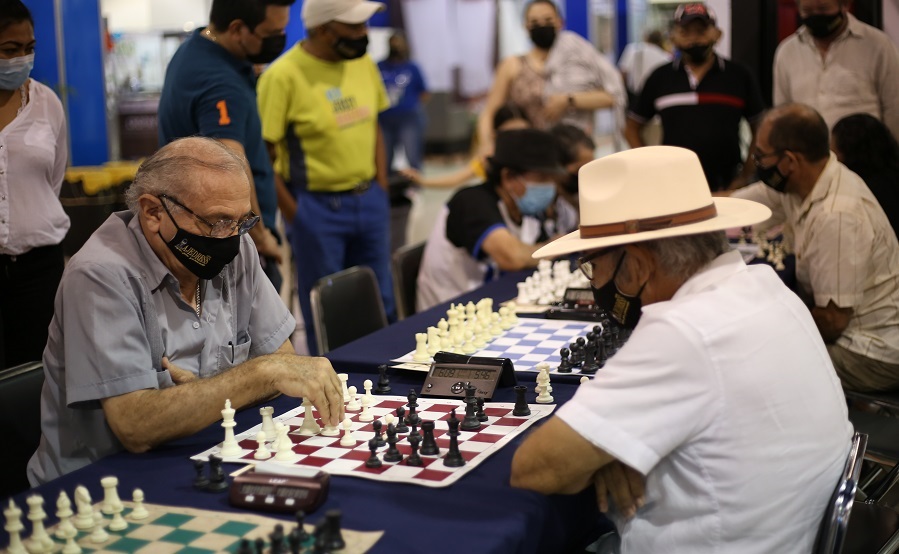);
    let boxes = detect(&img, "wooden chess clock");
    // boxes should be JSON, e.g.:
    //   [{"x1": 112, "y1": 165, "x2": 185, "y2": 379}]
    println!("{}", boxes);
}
[{"x1": 230, "y1": 464, "x2": 329, "y2": 514}]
